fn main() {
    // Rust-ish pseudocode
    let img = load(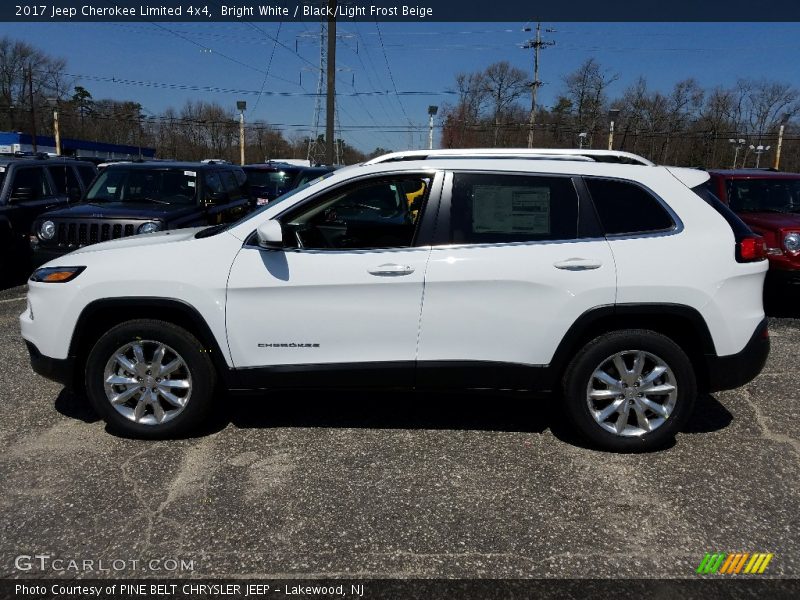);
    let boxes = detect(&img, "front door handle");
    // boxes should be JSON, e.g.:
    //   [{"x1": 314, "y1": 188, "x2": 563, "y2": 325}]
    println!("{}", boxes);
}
[
  {"x1": 553, "y1": 258, "x2": 602, "y2": 271},
  {"x1": 368, "y1": 263, "x2": 415, "y2": 276}
]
